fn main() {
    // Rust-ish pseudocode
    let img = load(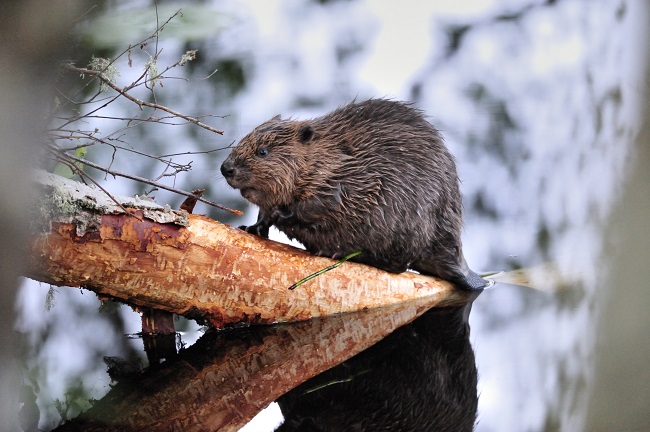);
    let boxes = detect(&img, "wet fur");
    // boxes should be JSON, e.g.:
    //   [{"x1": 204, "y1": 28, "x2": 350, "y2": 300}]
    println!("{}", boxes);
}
[{"x1": 221, "y1": 99, "x2": 485, "y2": 290}]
